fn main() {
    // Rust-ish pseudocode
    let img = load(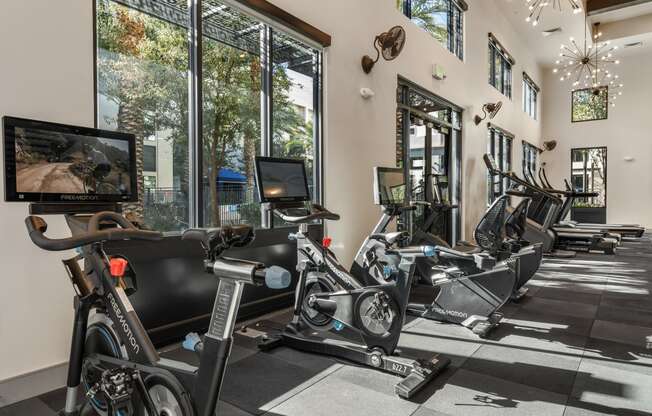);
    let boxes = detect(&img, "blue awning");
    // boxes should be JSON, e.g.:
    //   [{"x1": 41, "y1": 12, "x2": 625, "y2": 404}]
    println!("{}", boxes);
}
[{"x1": 217, "y1": 168, "x2": 246, "y2": 183}]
